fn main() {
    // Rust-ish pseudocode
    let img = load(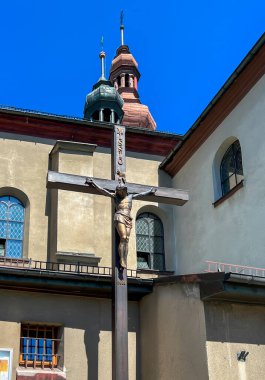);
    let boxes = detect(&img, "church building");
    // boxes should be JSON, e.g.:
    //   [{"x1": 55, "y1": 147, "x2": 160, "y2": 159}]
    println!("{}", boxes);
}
[{"x1": 0, "y1": 20, "x2": 265, "y2": 380}]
